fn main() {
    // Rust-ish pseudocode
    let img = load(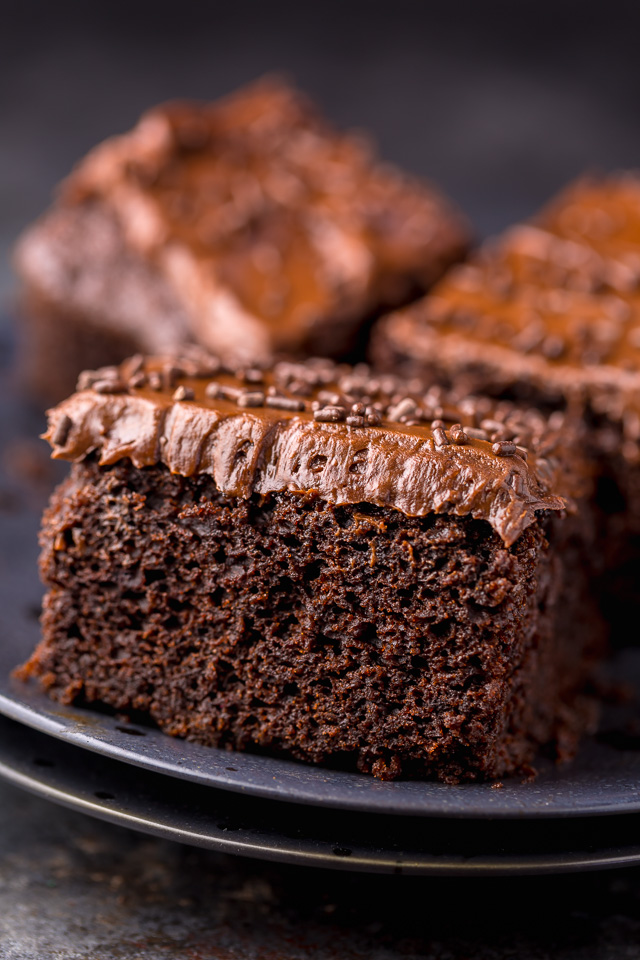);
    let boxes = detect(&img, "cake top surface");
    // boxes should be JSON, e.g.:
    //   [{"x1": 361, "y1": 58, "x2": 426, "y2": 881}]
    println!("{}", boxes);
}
[
  {"x1": 44, "y1": 351, "x2": 586, "y2": 546},
  {"x1": 380, "y1": 174, "x2": 640, "y2": 434},
  {"x1": 47, "y1": 76, "x2": 467, "y2": 361}
]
